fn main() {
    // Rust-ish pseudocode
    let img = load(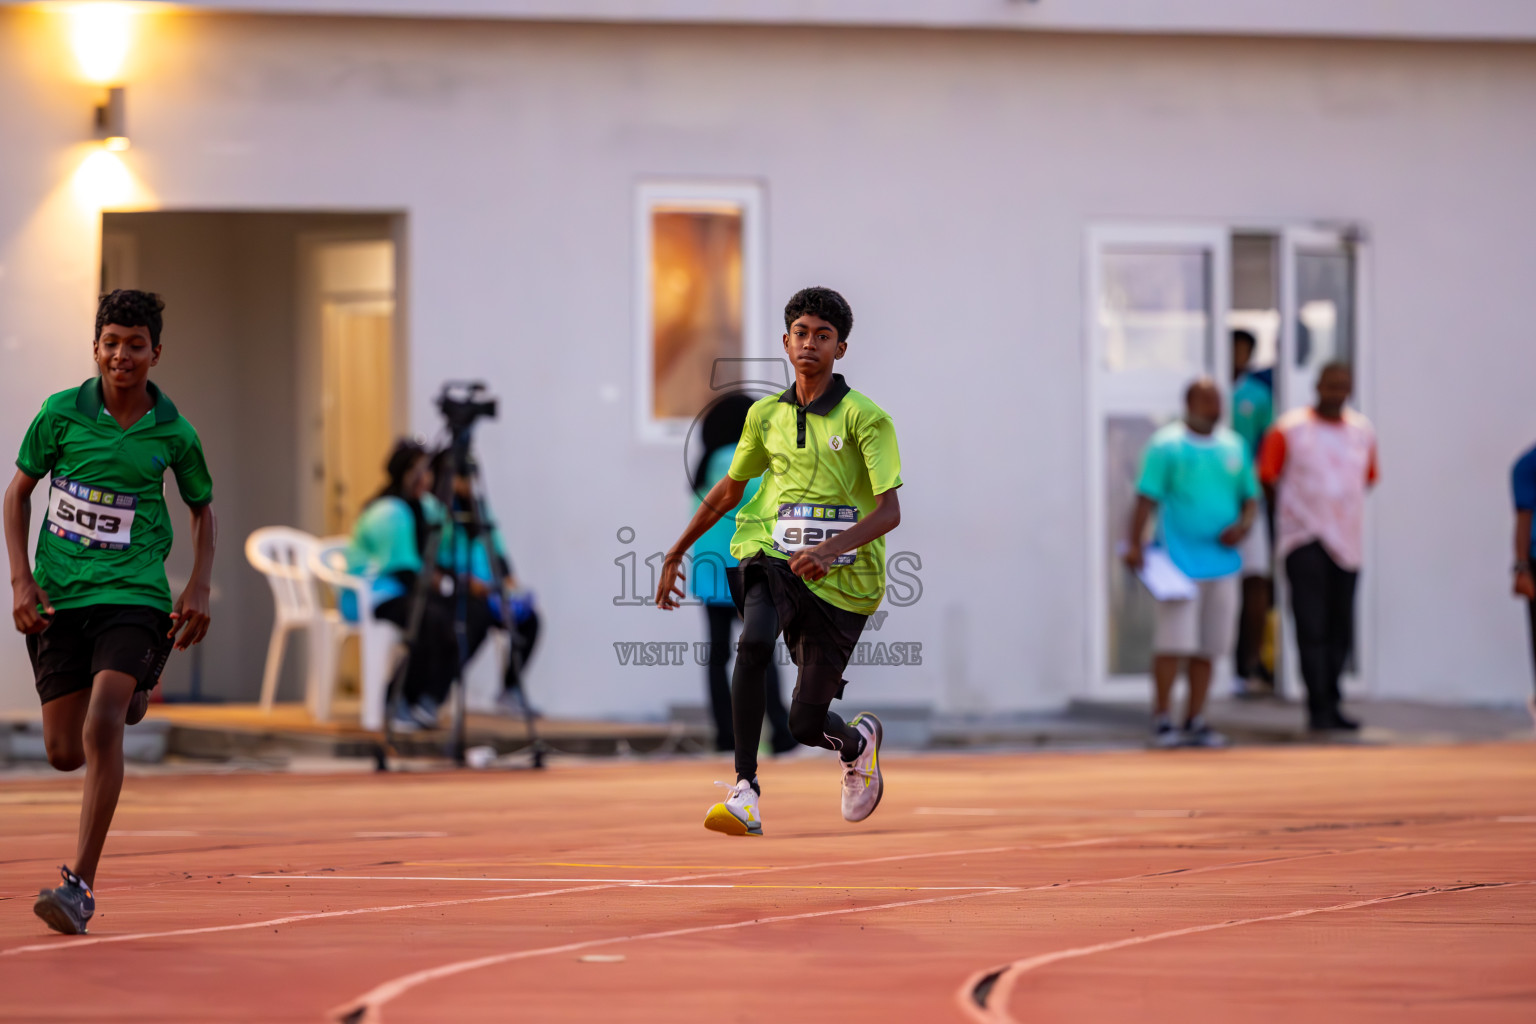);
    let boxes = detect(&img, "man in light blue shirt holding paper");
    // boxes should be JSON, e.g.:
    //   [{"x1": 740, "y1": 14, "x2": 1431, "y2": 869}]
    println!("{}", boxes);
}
[{"x1": 1124, "y1": 378, "x2": 1259, "y2": 749}]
